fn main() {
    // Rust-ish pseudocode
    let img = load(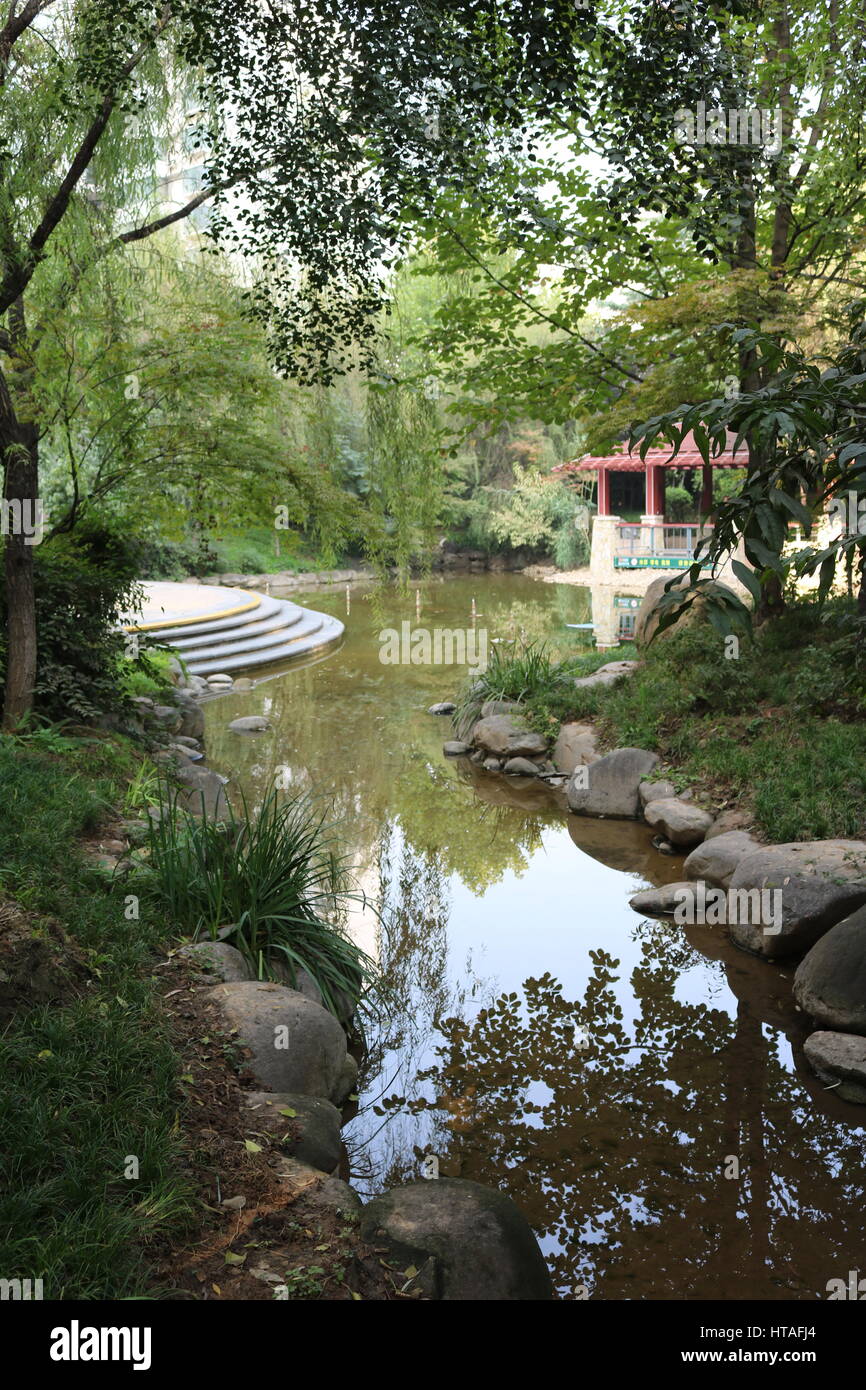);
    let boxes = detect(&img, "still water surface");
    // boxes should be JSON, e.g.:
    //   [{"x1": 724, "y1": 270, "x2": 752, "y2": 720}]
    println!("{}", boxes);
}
[{"x1": 204, "y1": 575, "x2": 865, "y2": 1300}]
